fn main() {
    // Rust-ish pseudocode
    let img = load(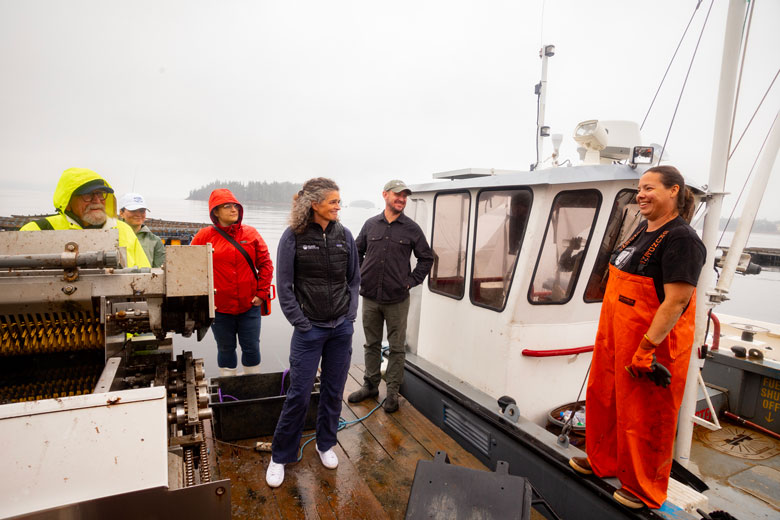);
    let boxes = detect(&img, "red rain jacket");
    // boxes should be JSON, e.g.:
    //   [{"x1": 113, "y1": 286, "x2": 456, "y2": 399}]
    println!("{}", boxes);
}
[{"x1": 191, "y1": 189, "x2": 274, "y2": 315}]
